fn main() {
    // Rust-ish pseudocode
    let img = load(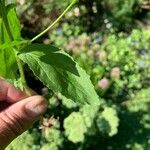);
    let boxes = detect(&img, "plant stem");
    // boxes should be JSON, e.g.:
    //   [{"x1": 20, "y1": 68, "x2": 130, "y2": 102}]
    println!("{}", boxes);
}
[
  {"x1": 31, "y1": 0, "x2": 78, "y2": 42},
  {"x1": 14, "y1": 50, "x2": 31, "y2": 95},
  {"x1": 15, "y1": 53, "x2": 29, "y2": 93},
  {"x1": 14, "y1": 51, "x2": 27, "y2": 87}
]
